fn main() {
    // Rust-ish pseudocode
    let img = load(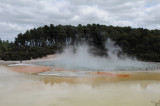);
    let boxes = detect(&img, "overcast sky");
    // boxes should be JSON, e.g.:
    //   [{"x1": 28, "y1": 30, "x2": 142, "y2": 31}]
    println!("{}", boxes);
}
[{"x1": 0, "y1": 0, "x2": 160, "y2": 41}]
